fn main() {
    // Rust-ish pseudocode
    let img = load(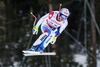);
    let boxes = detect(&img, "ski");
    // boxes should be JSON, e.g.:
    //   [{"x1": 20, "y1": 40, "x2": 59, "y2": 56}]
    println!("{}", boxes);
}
[
  {"x1": 22, "y1": 50, "x2": 56, "y2": 56},
  {"x1": 23, "y1": 52, "x2": 56, "y2": 56},
  {"x1": 22, "y1": 50, "x2": 37, "y2": 54}
]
